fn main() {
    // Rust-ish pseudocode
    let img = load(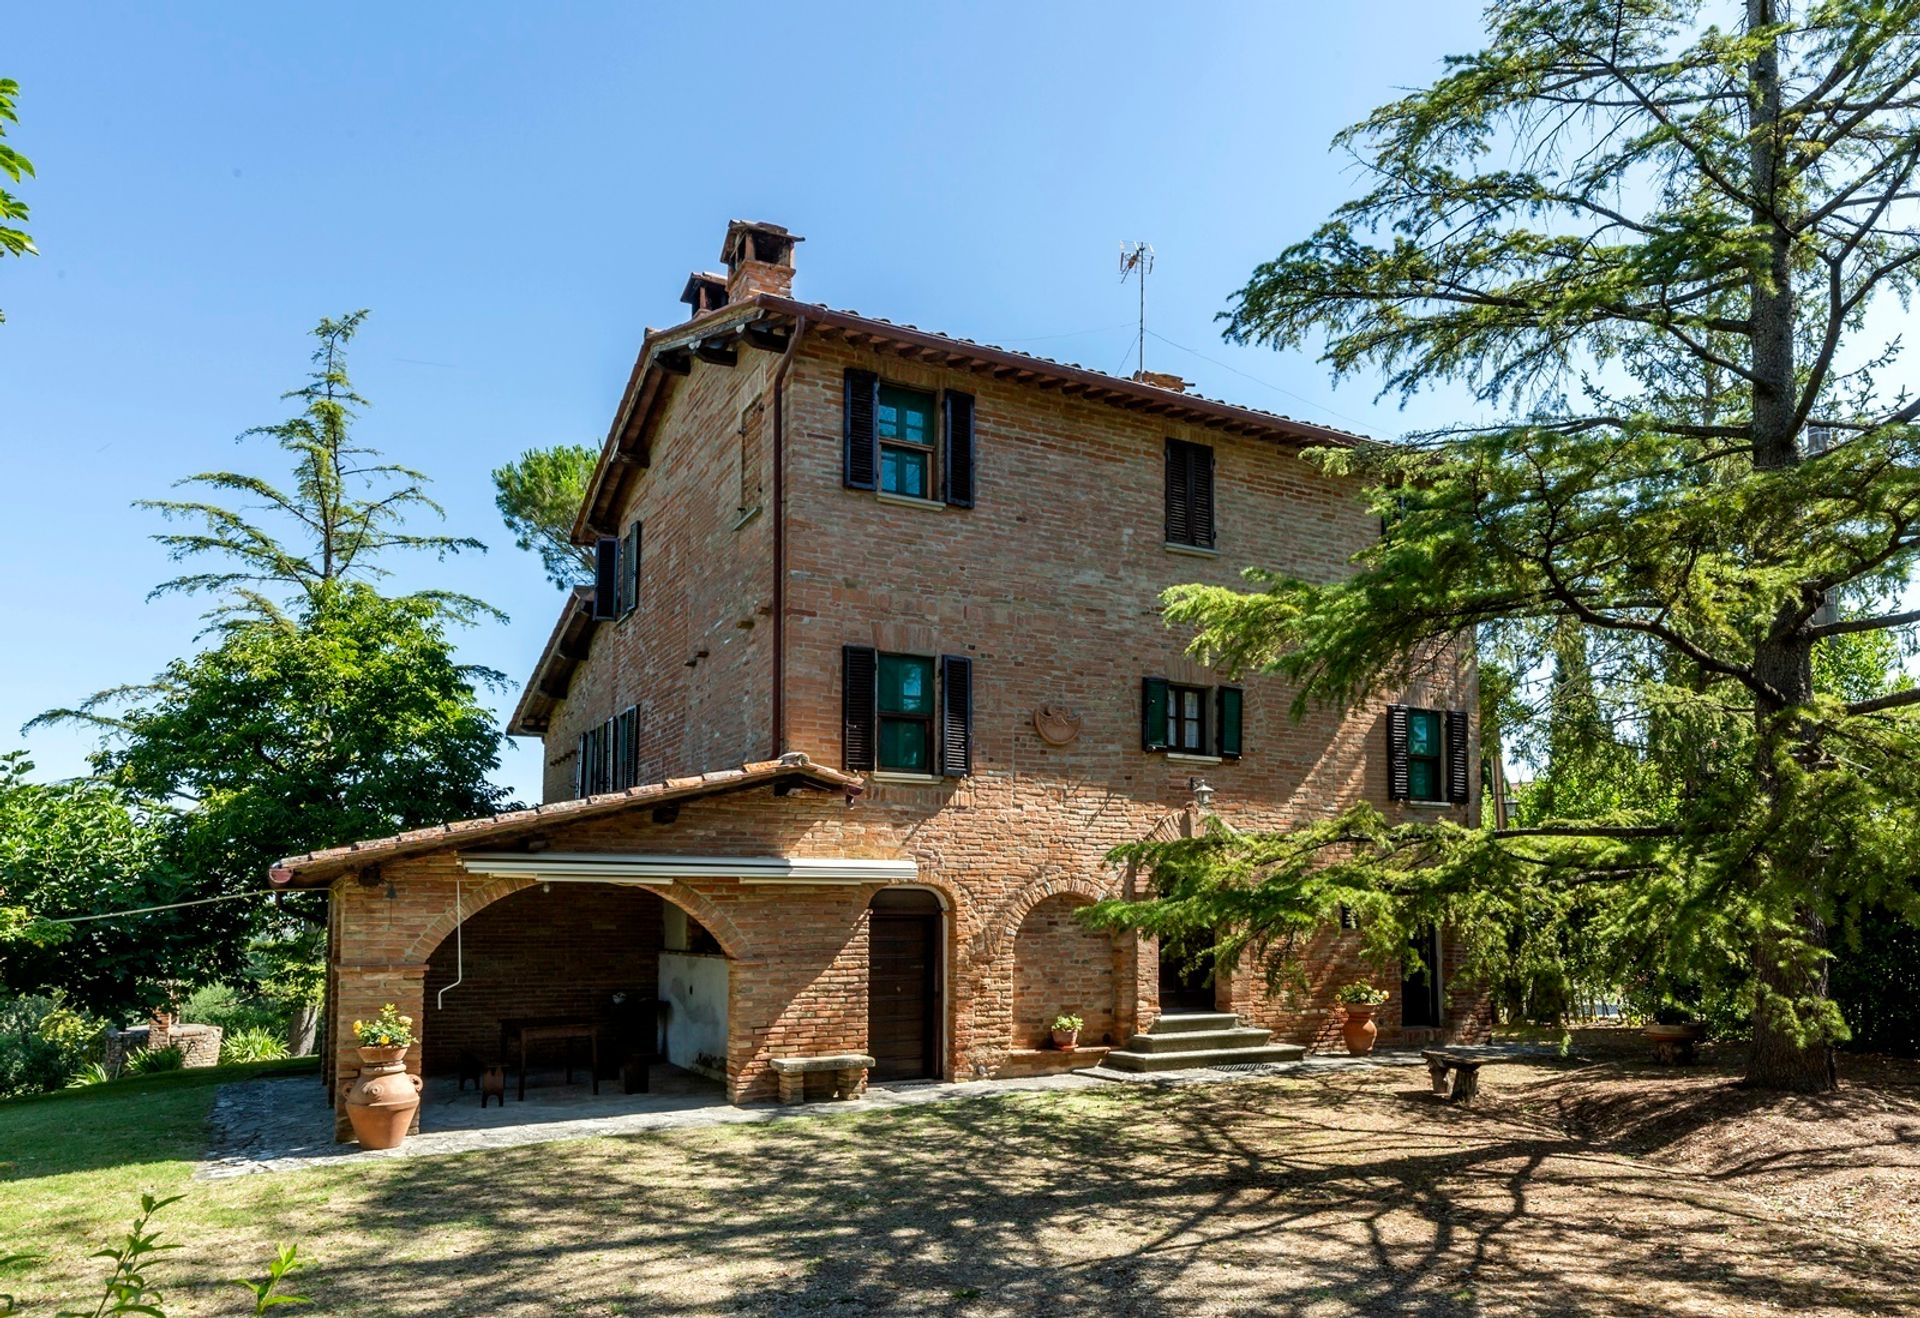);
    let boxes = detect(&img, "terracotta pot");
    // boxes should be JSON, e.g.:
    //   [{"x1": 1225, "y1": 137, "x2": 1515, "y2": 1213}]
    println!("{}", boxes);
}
[
  {"x1": 1643, "y1": 1022, "x2": 1705, "y2": 1065},
  {"x1": 346, "y1": 1045, "x2": 422, "y2": 1150},
  {"x1": 1341, "y1": 1005, "x2": 1379, "y2": 1056},
  {"x1": 1051, "y1": 1028, "x2": 1080, "y2": 1051}
]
